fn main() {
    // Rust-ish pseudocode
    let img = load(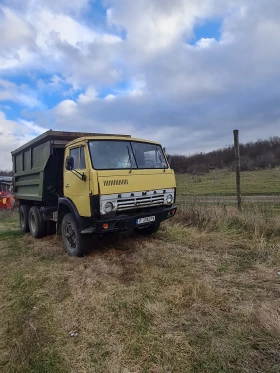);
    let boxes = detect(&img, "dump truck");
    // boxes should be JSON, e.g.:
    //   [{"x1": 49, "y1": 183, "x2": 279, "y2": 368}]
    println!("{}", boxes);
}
[{"x1": 12, "y1": 130, "x2": 177, "y2": 256}]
